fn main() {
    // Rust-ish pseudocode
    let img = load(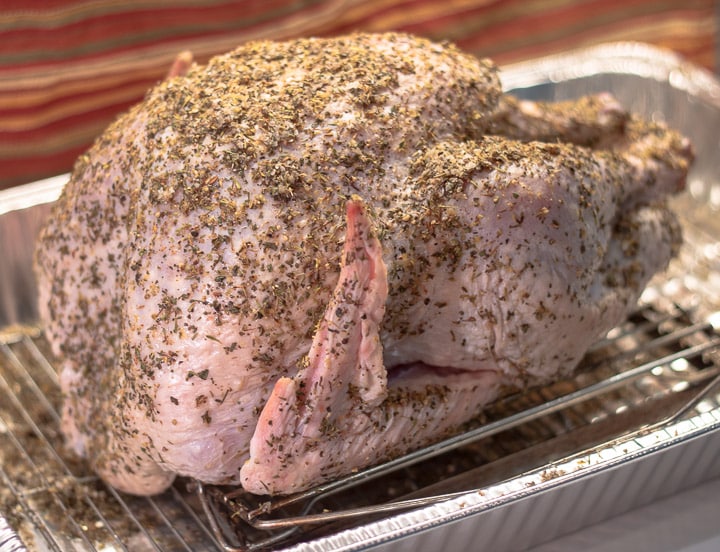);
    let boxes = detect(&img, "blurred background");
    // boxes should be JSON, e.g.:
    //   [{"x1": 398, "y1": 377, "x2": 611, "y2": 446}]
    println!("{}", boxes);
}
[{"x1": 0, "y1": 0, "x2": 716, "y2": 190}]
